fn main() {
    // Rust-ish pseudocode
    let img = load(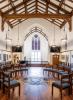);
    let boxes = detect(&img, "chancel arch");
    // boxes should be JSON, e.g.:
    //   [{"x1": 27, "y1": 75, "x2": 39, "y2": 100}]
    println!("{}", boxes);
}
[{"x1": 23, "y1": 27, "x2": 50, "y2": 64}]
